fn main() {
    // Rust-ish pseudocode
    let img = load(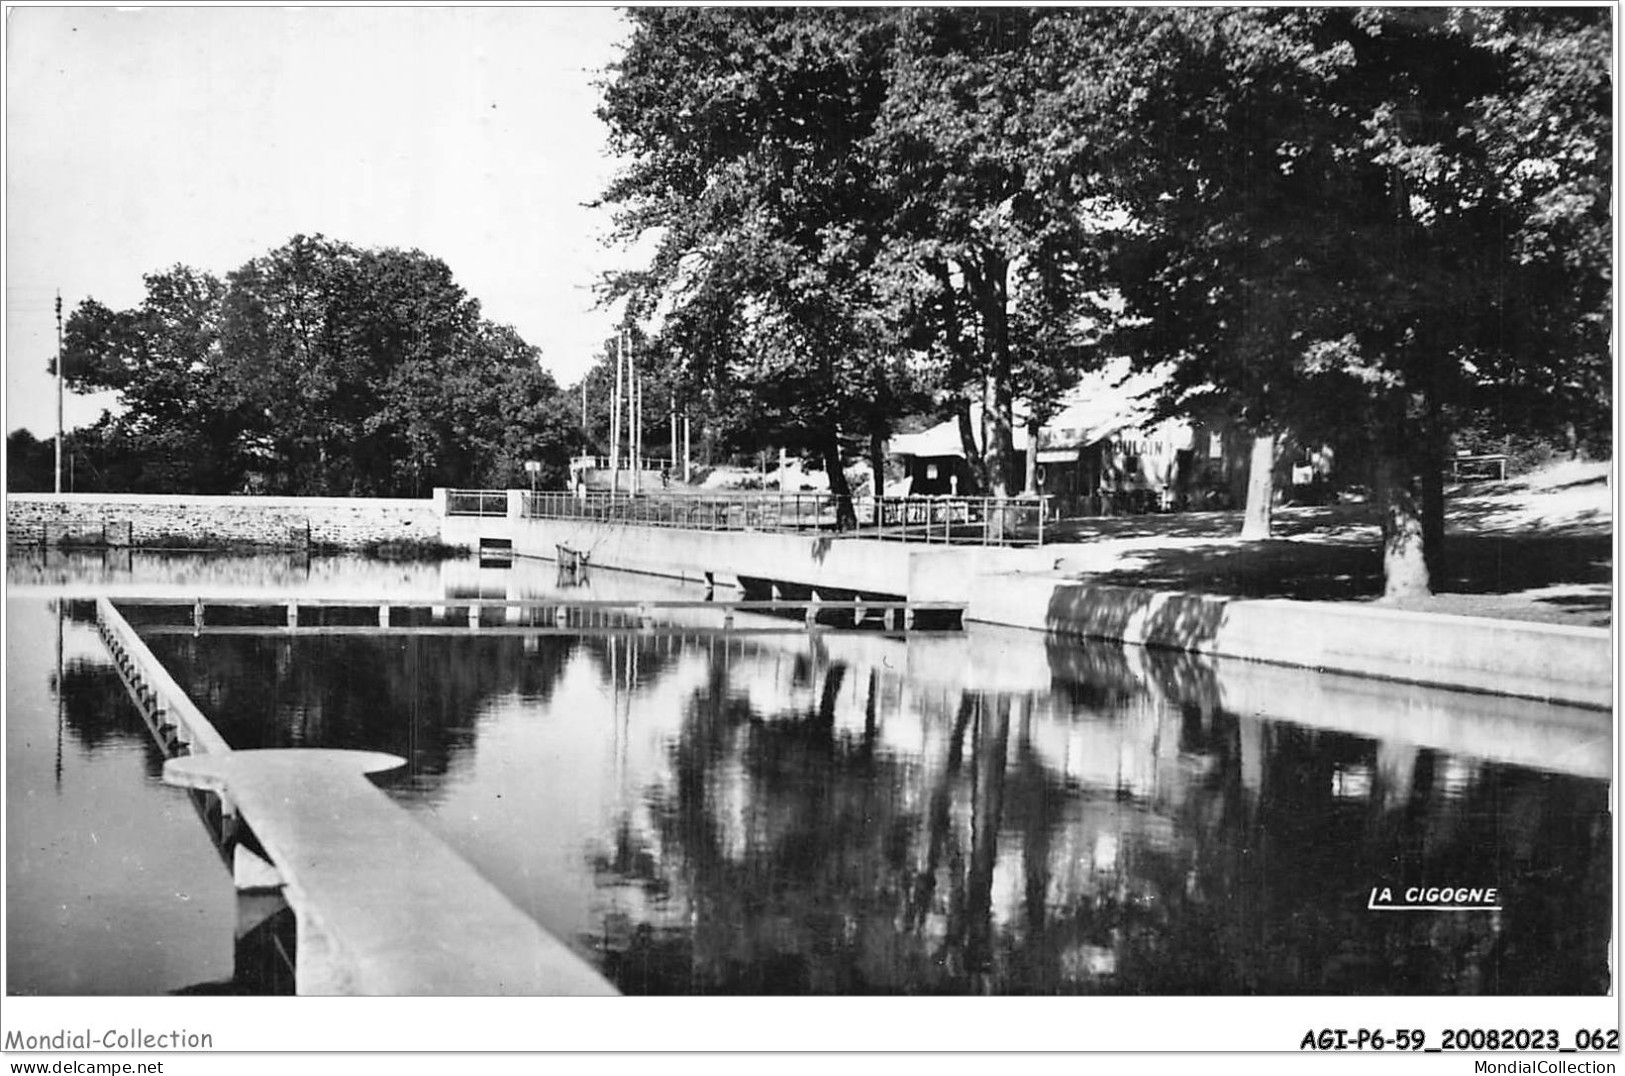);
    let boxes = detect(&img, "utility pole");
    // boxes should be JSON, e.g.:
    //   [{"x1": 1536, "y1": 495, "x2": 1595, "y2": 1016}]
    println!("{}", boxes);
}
[
  {"x1": 54, "y1": 291, "x2": 63, "y2": 494},
  {"x1": 611, "y1": 332, "x2": 623, "y2": 493},
  {"x1": 627, "y1": 334, "x2": 638, "y2": 494}
]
